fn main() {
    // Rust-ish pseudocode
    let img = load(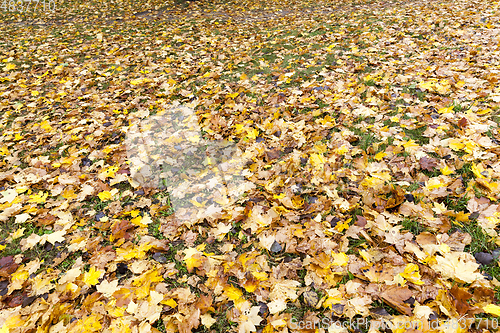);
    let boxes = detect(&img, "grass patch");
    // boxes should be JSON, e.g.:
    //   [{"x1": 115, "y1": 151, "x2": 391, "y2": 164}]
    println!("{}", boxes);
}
[
  {"x1": 404, "y1": 126, "x2": 429, "y2": 145},
  {"x1": 462, "y1": 221, "x2": 497, "y2": 254},
  {"x1": 401, "y1": 217, "x2": 427, "y2": 235},
  {"x1": 442, "y1": 194, "x2": 469, "y2": 213},
  {"x1": 350, "y1": 128, "x2": 380, "y2": 152}
]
